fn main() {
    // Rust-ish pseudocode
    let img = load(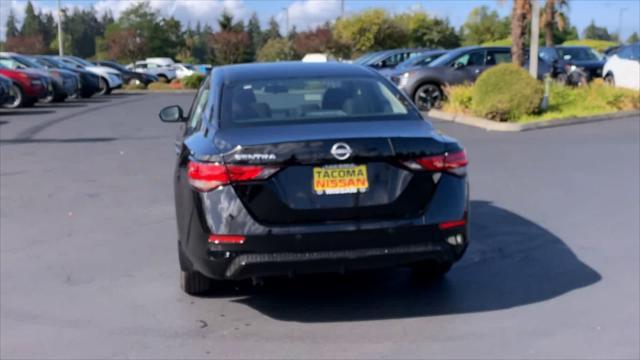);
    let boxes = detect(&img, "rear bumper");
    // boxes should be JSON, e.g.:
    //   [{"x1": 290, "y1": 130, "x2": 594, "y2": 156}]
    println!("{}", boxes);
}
[{"x1": 187, "y1": 224, "x2": 467, "y2": 280}]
